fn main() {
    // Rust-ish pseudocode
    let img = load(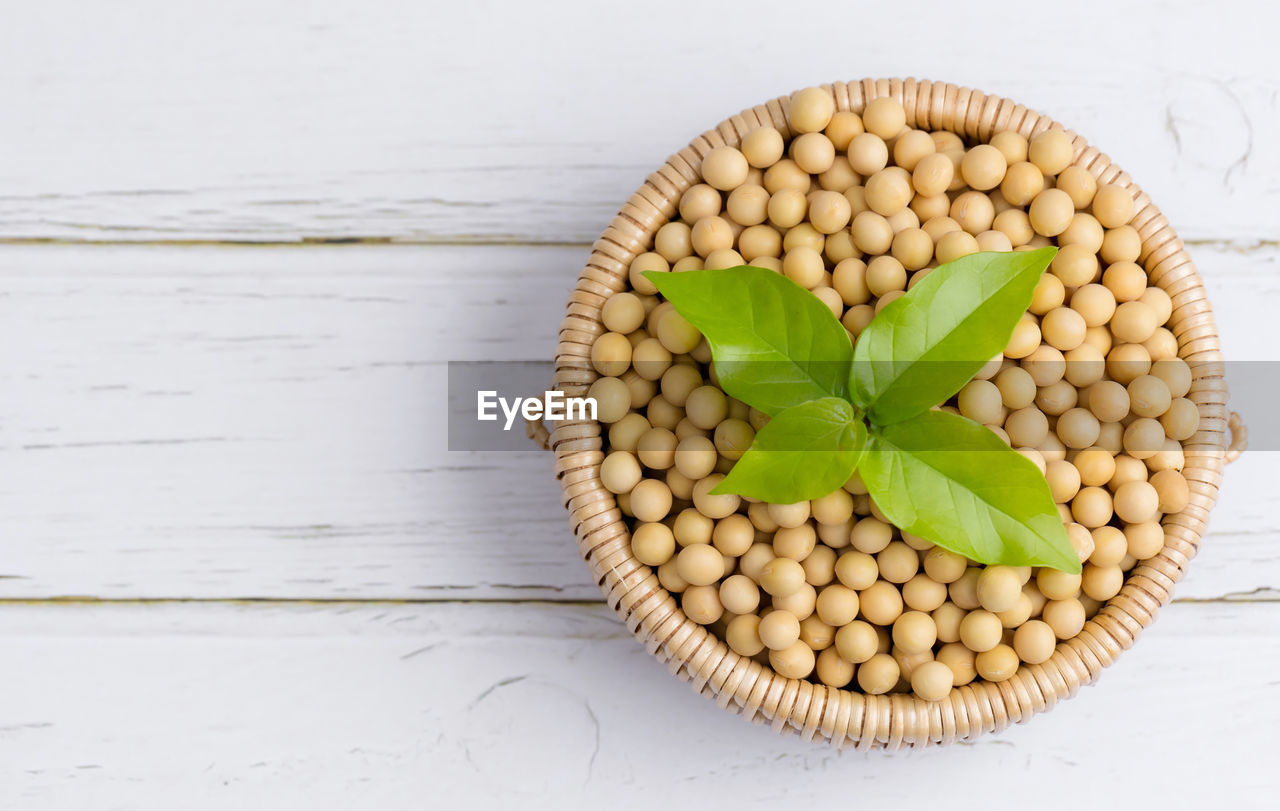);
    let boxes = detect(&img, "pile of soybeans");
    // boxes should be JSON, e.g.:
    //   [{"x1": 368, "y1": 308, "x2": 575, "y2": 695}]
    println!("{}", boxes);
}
[{"x1": 585, "y1": 88, "x2": 1198, "y2": 702}]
